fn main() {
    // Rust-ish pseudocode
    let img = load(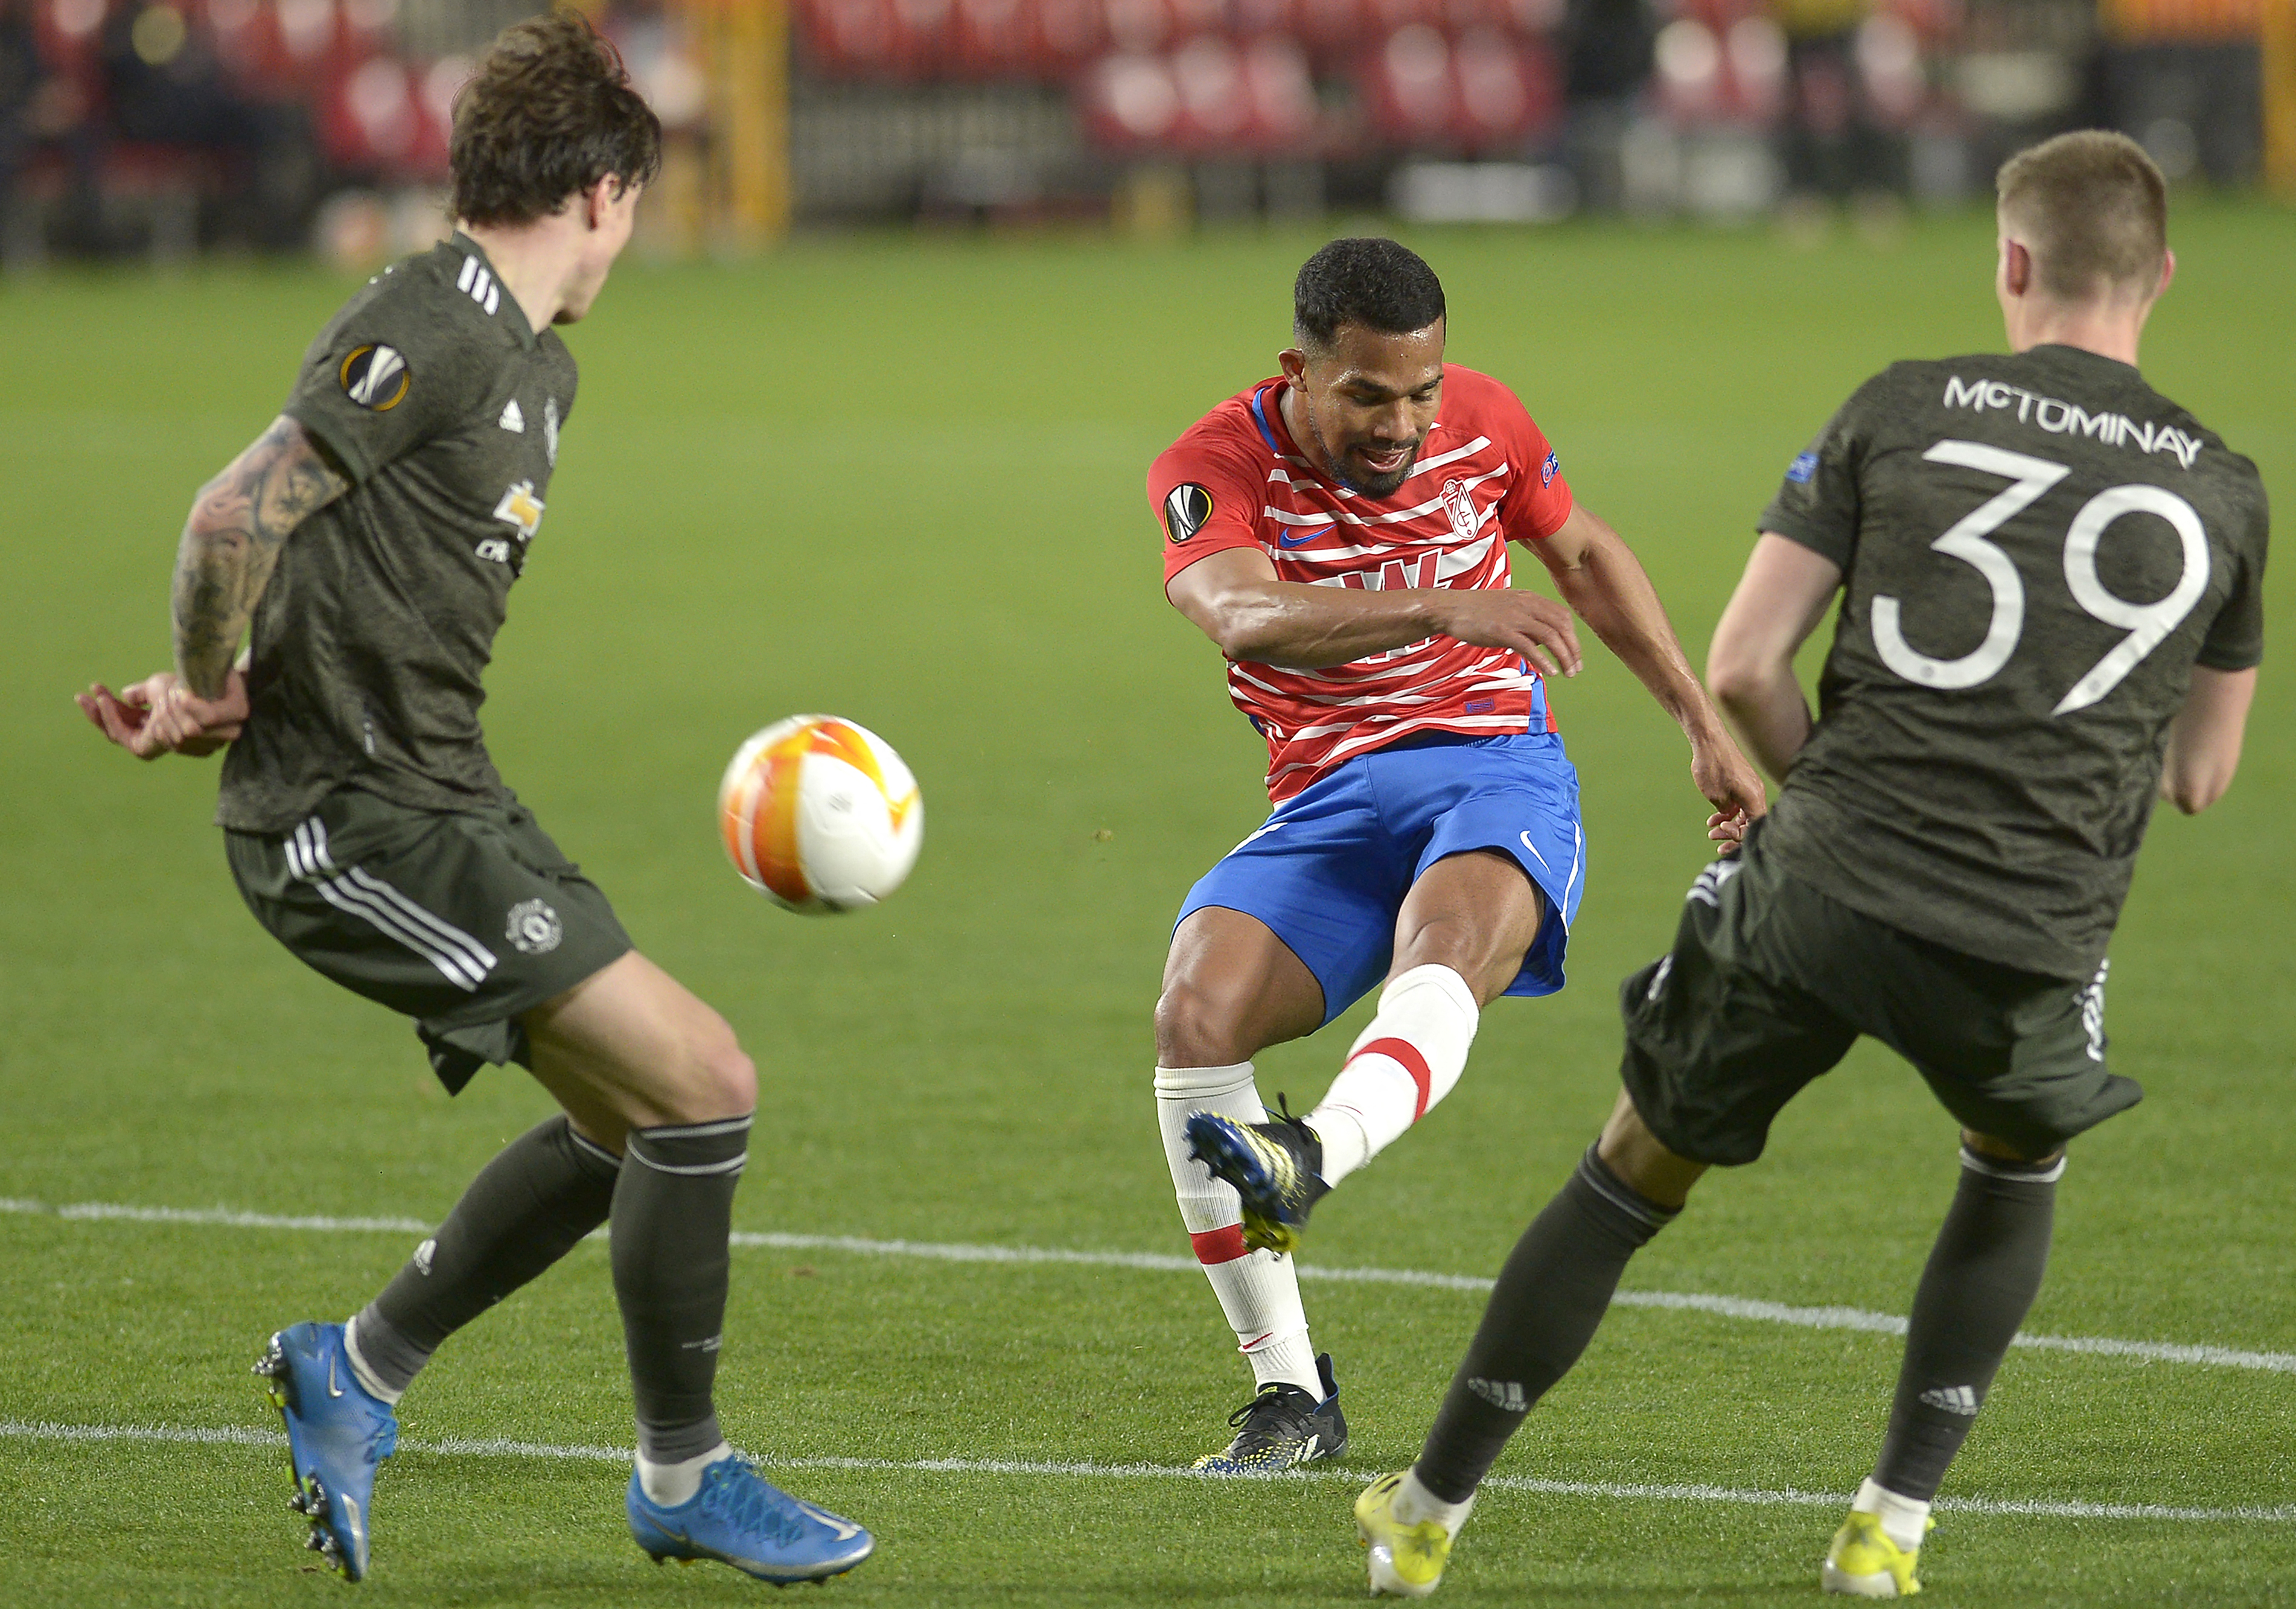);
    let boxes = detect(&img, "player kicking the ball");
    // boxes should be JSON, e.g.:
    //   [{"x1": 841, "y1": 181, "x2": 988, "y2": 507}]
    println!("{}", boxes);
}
[
  {"x1": 1353, "y1": 132, "x2": 2264, "y2": 1598},
  {"x1": 1149, "y1": 238, "x2": 1764, "y2": 1471},
  {"x1": 75, "y1": 10, "x2": 869, "y2": 1586}
]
